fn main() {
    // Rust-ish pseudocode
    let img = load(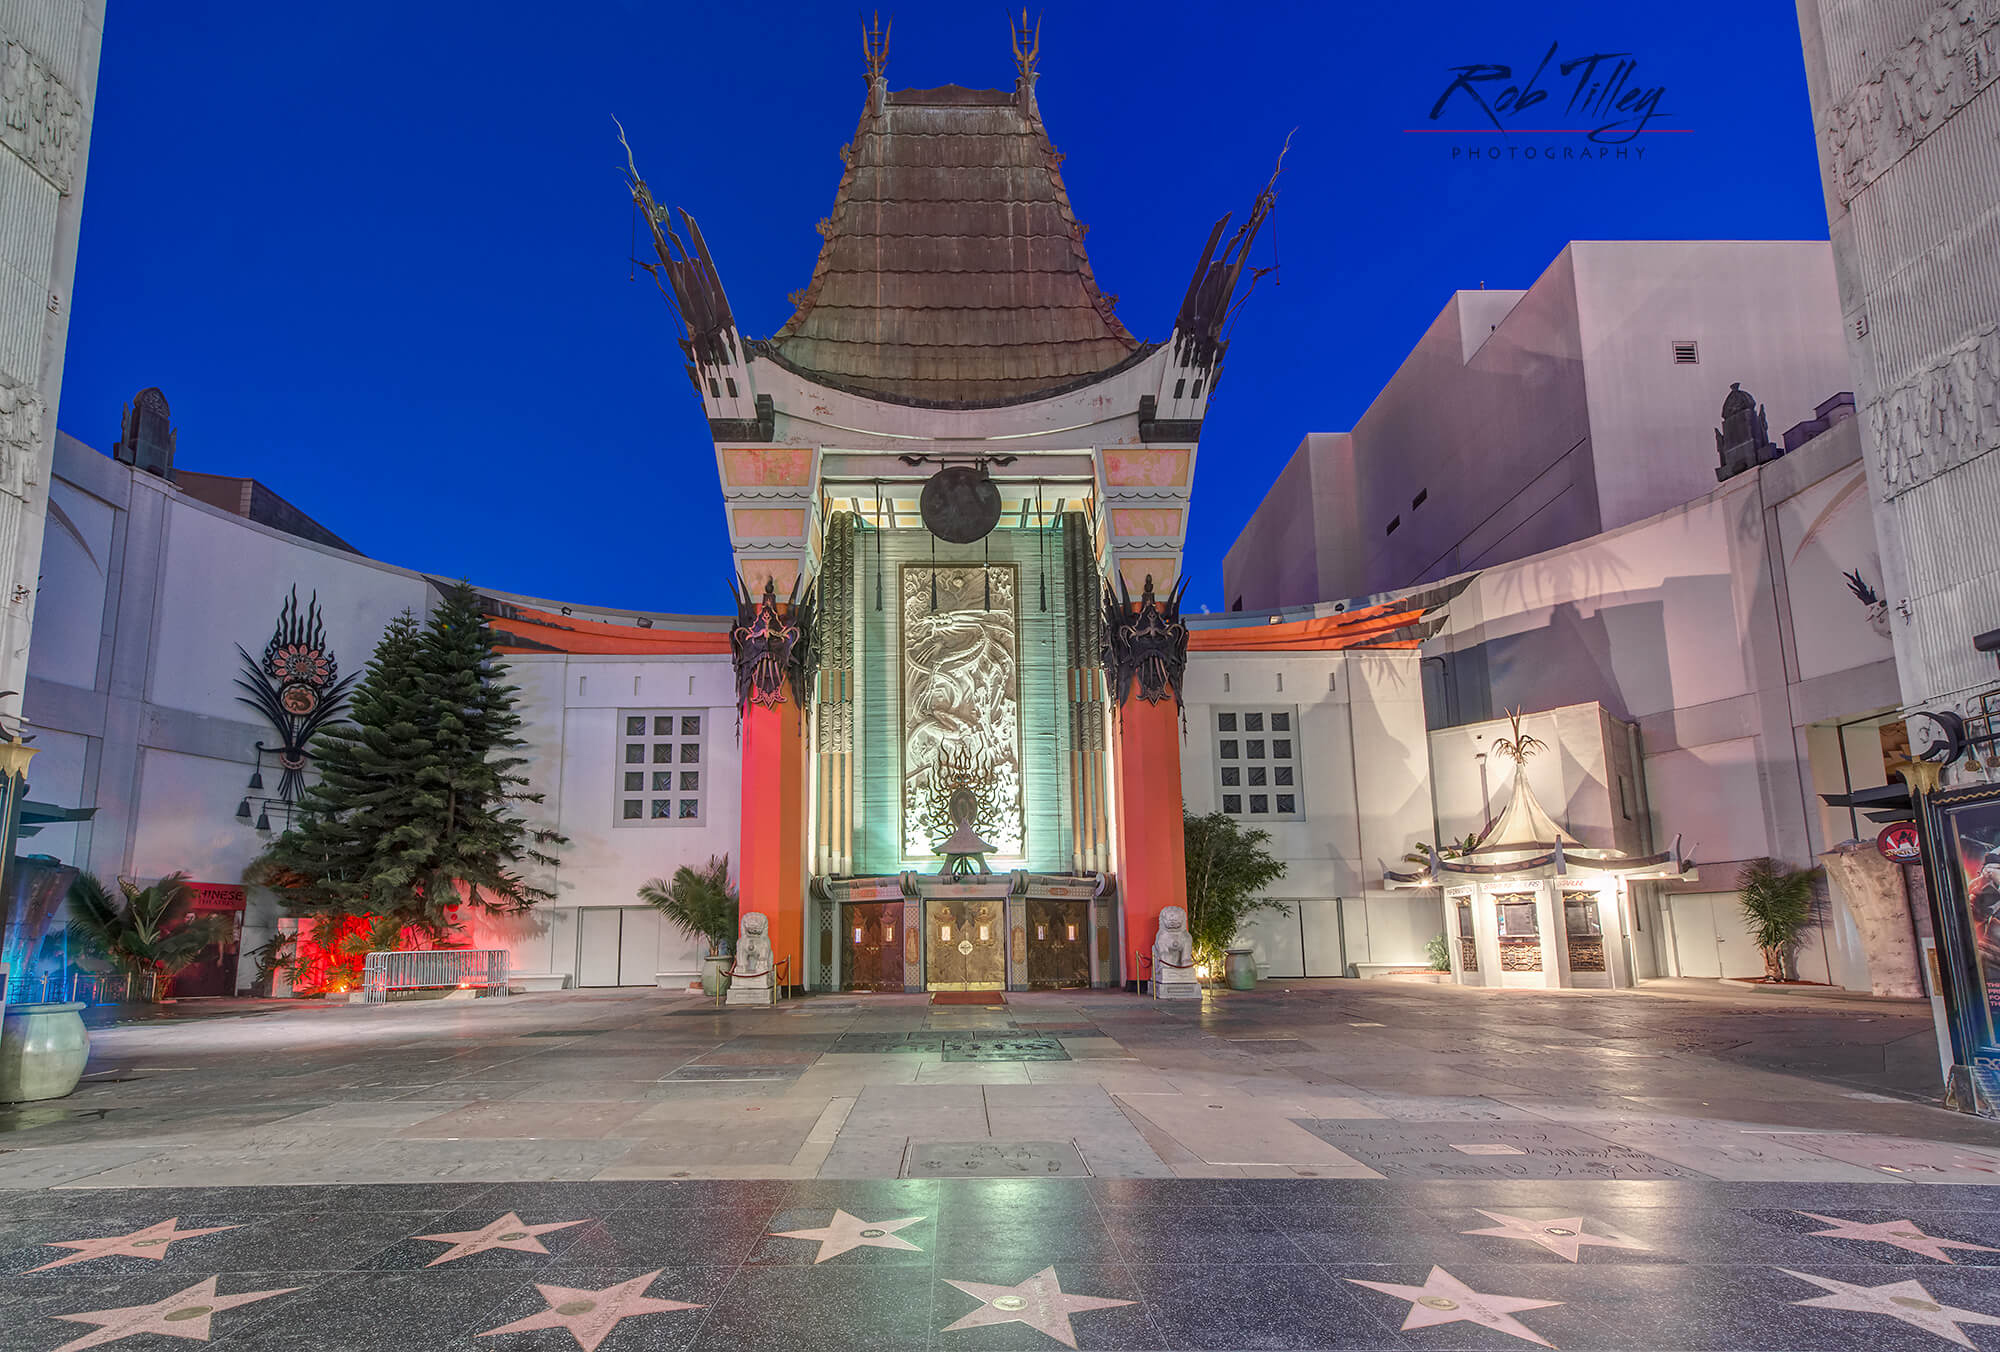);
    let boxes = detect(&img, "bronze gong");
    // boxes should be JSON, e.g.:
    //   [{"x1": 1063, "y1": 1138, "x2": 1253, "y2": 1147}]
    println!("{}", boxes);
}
[{"x1": 919, "y1": 465, "x2": 1002, "y2": 544}]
